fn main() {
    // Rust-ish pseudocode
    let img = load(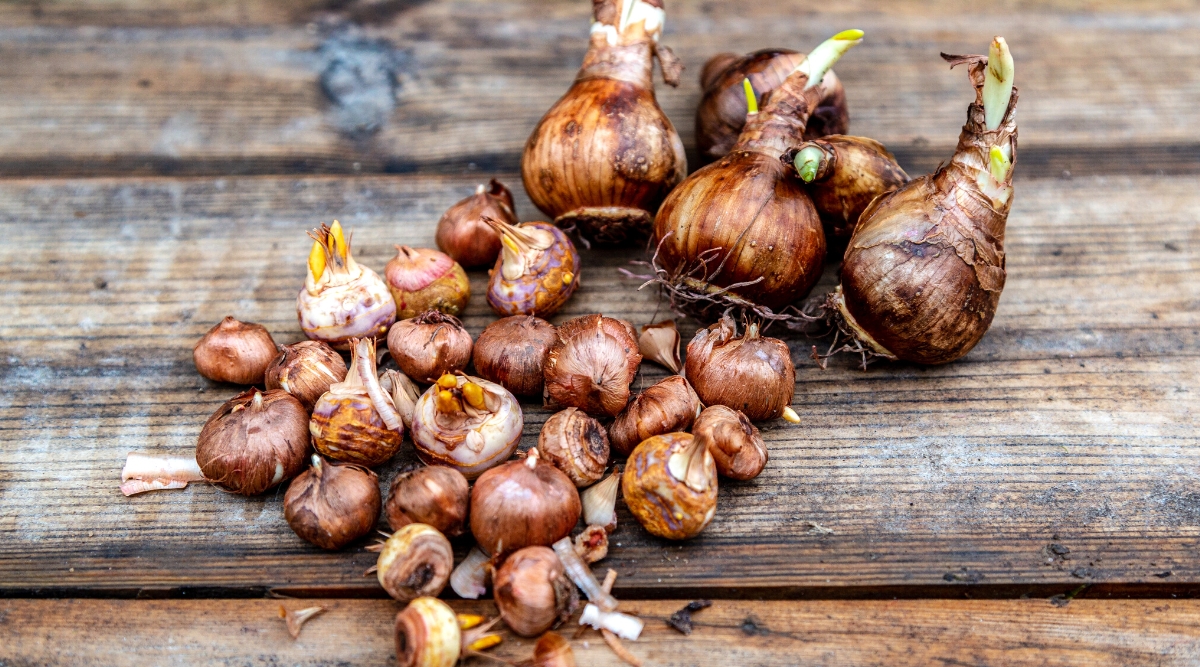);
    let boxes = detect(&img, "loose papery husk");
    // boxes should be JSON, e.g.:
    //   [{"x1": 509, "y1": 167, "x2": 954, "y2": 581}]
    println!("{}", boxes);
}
[
  {"x1": 520, "y1": 0, "x2": 687, "y2": 246},
  {"x1": 831, "y1": 47, "x2": 1017, "y2": 366},
  {"x1": 696, "y1": 48, "x2": 849, "y2": 162}
]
